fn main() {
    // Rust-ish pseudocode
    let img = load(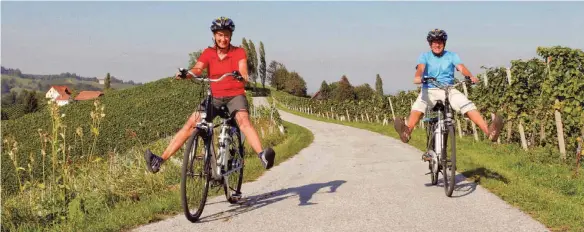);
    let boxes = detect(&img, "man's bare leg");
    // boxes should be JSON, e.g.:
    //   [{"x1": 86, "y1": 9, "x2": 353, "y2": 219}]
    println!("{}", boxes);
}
[
  {"x1": 465, "y1": 110, "x2": 504, "y2": 141},
  {"x1": 406, "y1": 110, "x2": 424, "y2": 130}
]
